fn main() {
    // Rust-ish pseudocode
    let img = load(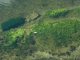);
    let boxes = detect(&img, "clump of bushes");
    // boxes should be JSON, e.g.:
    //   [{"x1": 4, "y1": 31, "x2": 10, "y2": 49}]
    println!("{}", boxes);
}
[
  {"x1": 1, "y1": 17, "x2": 25, "y2": 31},
  {"x1": 4, "y1": 28, "x2": 25, "y2": 47},
  {"x1": 33, "y1": 19, "x2": 80, "y2": 47},
  {"x1": 46, "y1": 8, "x2": 69, "y2": 18}
]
